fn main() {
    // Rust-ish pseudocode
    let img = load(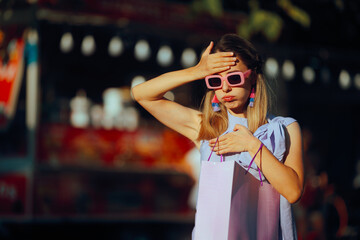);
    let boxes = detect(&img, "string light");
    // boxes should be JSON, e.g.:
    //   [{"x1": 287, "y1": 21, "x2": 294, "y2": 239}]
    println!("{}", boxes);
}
[
  {"x1": 339, "y1": 70, "x2": 351, "y2": 90},
  {"x1": 60, "y1": 32, "x2": 74, "y2": 53},
  {"x1": 164, "y1": 91, "x2": 175, "y2": 101},
  {"x1": 303, "y1": 66, "x2": 315, "y2": 84},
  {"x1": 81, "y1": 35, "x2": 96, "y2": 56},
  {"x1": 282, "y1": 60, "x2": 295, "y2": 81},
  {"x1": 265, "y1": 58, "x2": 279, "y2": 77},
  {"x1": 181, "y1": 48, "x2": 197, "y2": 68},
  {"x1": 134, "y1": 39, "x2": 151, "y2": 61},
  {"x1": 131, "y1": 75, "x2": 146, "y2": 89},
  {"x1": 157, "y1": 45, "x2": 174, "y2": 67},
  {"x1": 108, "y1": 36, "x2": 124, "y2": 57}
]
